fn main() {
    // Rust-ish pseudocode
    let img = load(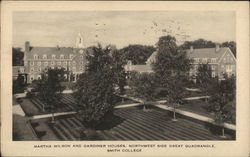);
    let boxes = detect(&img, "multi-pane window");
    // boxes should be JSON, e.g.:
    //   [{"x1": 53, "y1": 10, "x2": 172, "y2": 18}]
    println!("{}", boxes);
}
[
  {"x1": 37, "y1": 75, "x2": 41, "y2": 80},
  {"x1": 30, "y1": 75, "x2": 34, "y2": 81},
  {"x1": 211, "y1": 65, "x2": 215, "y2": 70},
  {"x1": 34, "y1": 54, "x2": 38, "y2": 60},
  {"x1": 44, "y1": 61, "x2": 48, "y2": 66},
  {"x1": 20, "y1": 68, "x2": 24, "y2": 73},
  {"x1": 37, "y1": 61, "x2": 41, "y2": 66},
  {"x1": 212, "y1": 72, "x2": 216, "y2": 78},
  {"x1": 60, "y1": 55, "x2": 64, "y2": 59},
  {"x1": 52, "y1": 54, "x2": 56, "y2": 59},
  {"x1": 30, "y1": 67, "x2": 34, "y2": 72},
  {"x1": 211, "y1": 58, "x2": 216, "y2": 63},
  {"x1": 43, "y1": 54, "x2": 47, "y2": 59},
  {"x1": 38, "y1": 67, "x2": 42, "y2": 72},
  {"x1": 202, "y1": 58, "x2": 207, "y2": 63}
]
